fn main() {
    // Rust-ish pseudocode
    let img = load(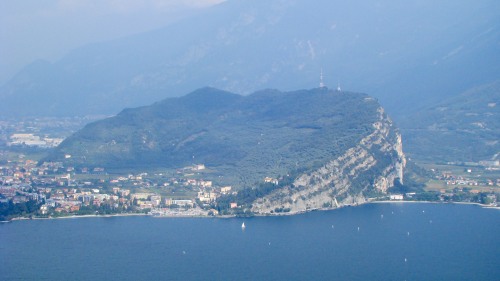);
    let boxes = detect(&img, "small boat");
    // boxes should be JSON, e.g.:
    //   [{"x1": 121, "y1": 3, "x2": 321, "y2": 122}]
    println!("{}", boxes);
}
[{"x1": 242, "y1": 222, "x2": 246, "y2": 229}]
